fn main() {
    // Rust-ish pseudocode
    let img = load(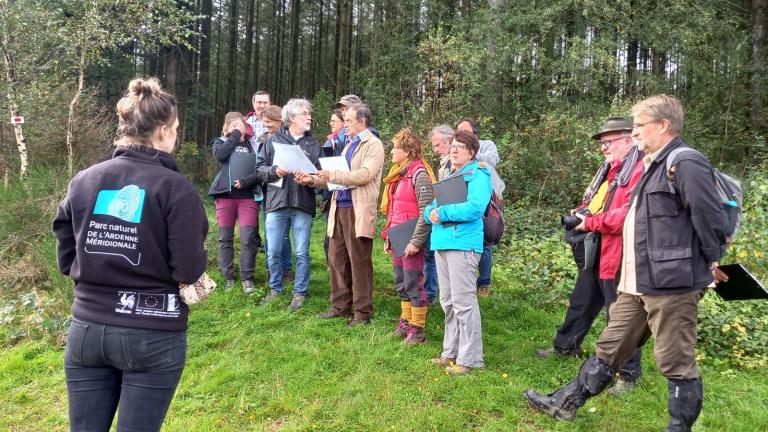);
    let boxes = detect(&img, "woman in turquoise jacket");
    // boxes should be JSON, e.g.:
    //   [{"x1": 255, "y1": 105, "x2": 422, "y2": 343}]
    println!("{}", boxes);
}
[{"x1": 424, "y1": 130, "x2": 492, "y2": 375}]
